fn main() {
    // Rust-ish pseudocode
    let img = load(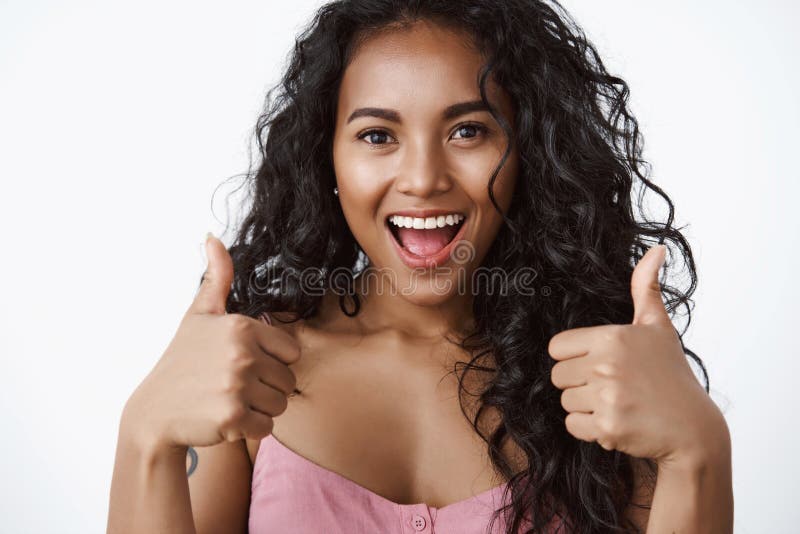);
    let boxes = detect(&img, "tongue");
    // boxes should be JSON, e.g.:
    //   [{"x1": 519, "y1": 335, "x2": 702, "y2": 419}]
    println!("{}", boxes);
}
[{"x1": 396, "y1": 225, "x2": 458, "y2": 256}]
